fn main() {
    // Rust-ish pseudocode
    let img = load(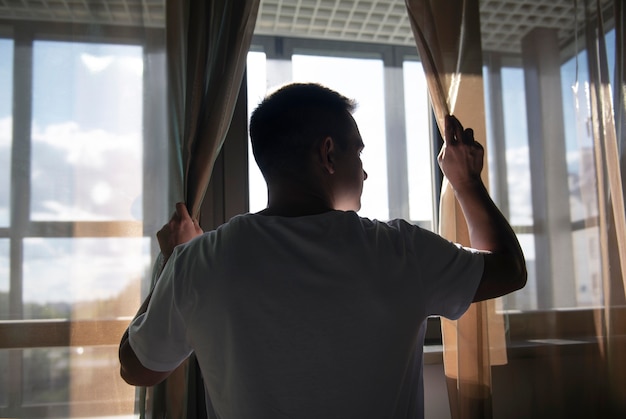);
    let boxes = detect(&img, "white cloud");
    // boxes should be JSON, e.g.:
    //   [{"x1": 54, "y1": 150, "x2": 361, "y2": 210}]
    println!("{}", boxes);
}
[
  {"x1": 81, "y1": 53, "x2": 113, "y2": 73},
  {"x1": 31, "y1": 120, "x2": 141, "y2": 168}
]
